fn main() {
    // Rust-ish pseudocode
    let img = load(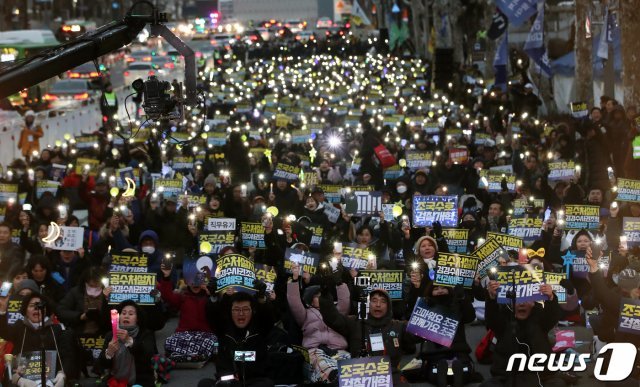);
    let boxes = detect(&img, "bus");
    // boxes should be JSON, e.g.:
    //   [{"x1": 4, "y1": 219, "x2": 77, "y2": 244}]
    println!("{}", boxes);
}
[{"x1": 0, "y1": 30, "x2": 60, "y2": 111}]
